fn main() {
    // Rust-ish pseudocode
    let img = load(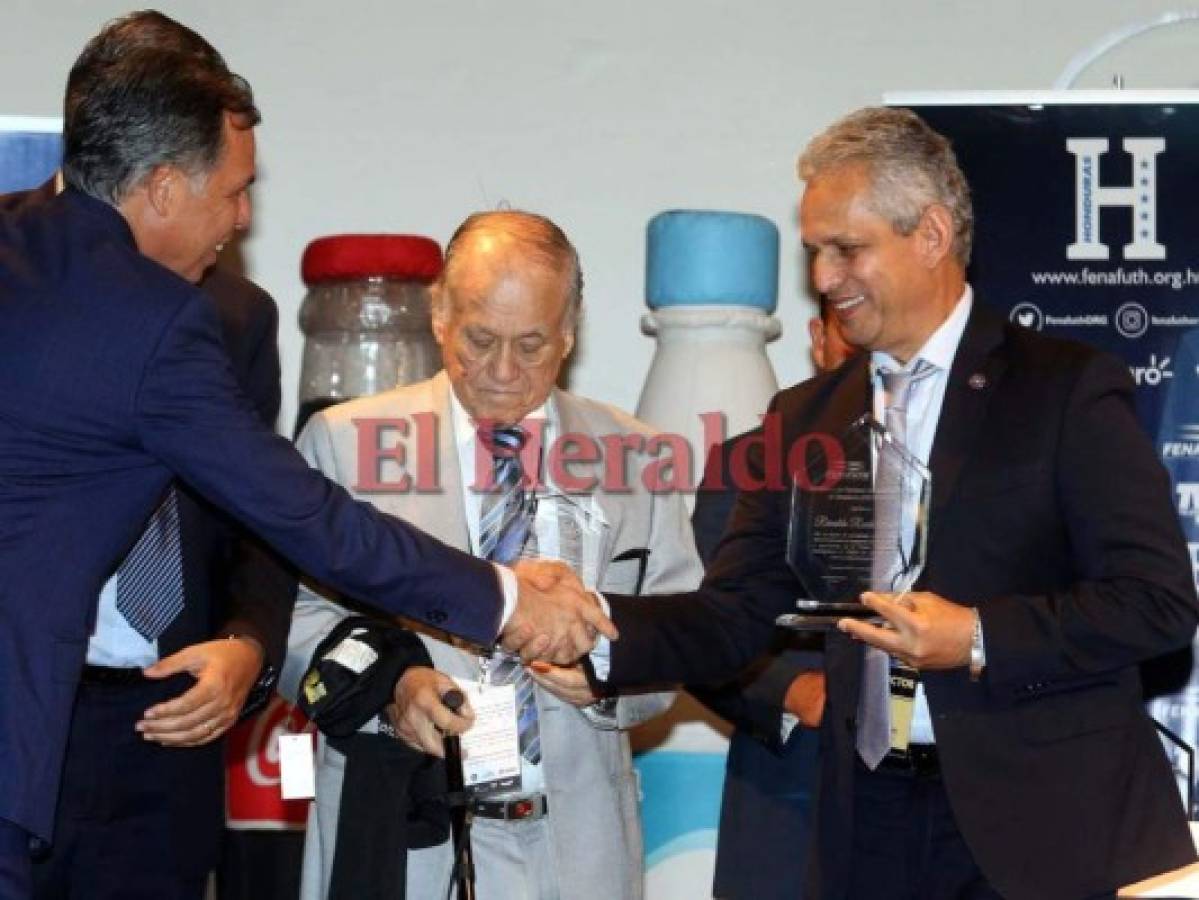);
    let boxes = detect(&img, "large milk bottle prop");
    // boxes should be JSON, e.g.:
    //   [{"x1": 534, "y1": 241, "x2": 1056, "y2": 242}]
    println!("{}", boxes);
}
[
  {"x1": 632, "y1": 210, "x2": 781, "y2": 898},
  {"x1": 635, "y1": 210, "x2": 782, "y2": 510}
]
